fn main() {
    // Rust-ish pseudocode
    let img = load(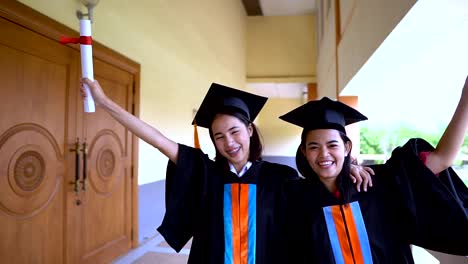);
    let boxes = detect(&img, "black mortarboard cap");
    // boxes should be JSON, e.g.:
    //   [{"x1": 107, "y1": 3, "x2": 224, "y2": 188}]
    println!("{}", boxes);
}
[
  {"x1": 192, "y1": 83, "x2": 268, "y2": 129},
  {"x1": 279, "y1": 97, "x2": 367, "y2": 134}
]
